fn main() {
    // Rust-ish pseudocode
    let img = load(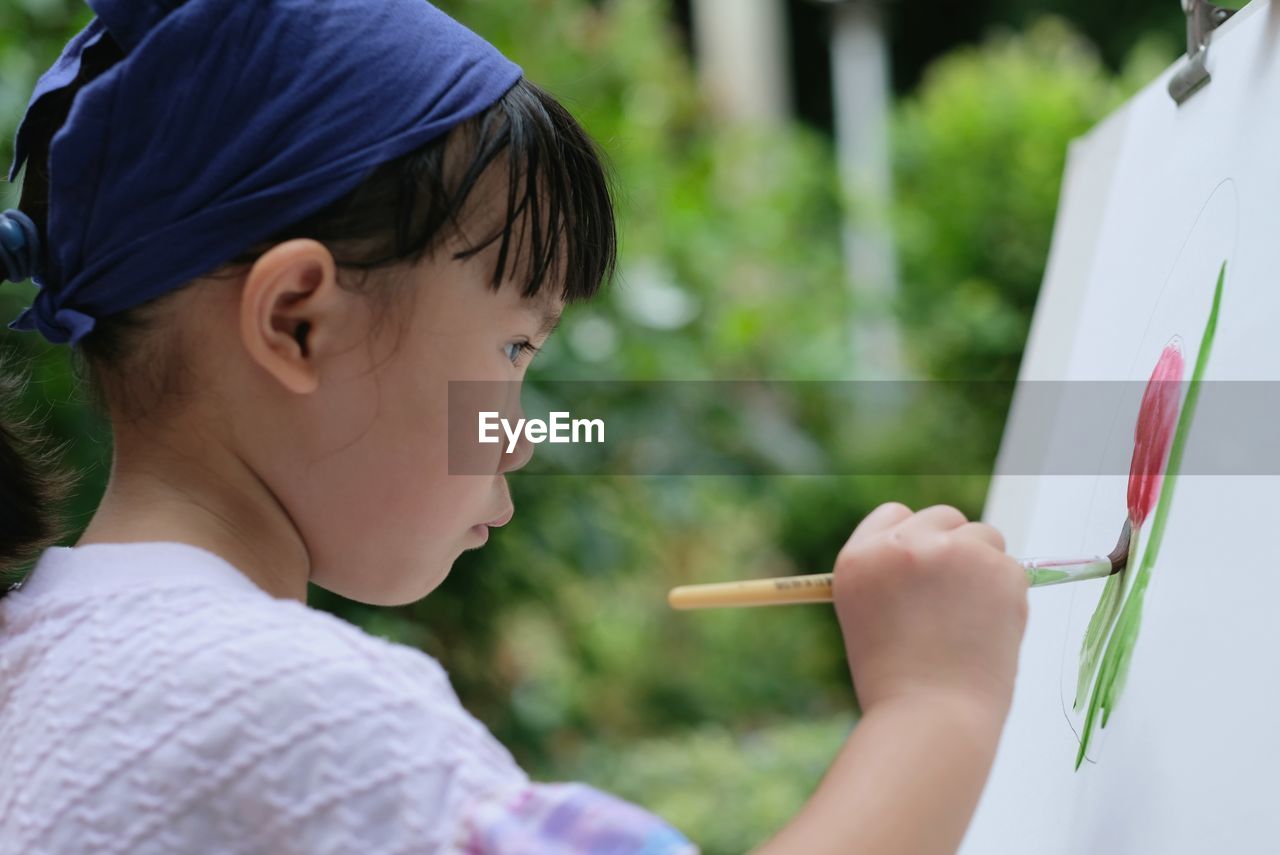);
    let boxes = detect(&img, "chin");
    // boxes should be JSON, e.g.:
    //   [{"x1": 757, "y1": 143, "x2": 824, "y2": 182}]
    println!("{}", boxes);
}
[{"x1": 311, "y1": 553, "x2": 455, "y2": 607}]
